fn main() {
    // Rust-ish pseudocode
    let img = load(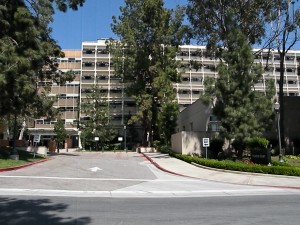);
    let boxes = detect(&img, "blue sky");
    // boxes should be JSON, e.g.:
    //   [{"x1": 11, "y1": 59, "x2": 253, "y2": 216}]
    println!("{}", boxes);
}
[
  {"x1": 51, "y1": 0, "x2": 300, "y2": 50},
  {"x1": 51, "y1": 0, "x2": 187, "y2": 50}
]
